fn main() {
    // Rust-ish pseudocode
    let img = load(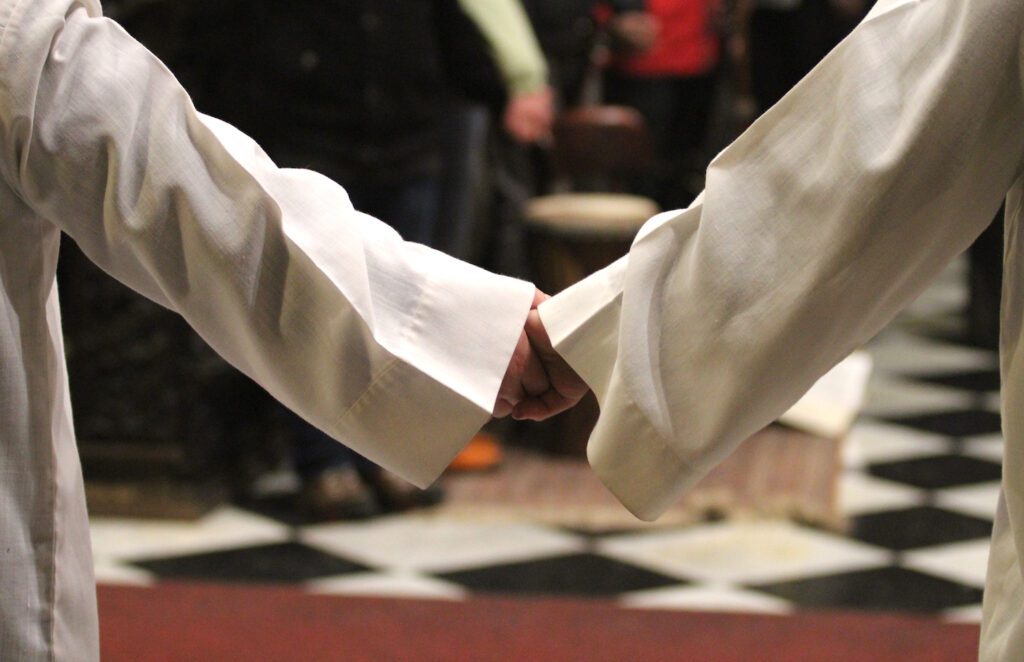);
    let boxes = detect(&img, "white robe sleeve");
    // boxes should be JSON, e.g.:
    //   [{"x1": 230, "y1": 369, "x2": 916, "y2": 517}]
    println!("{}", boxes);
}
[
  {"x1": 0, "y1": 0, "x2": 535, "y2": 487},
  {"x1": 540, "y1": 0, "x2": 1024, "y2": 520}
]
